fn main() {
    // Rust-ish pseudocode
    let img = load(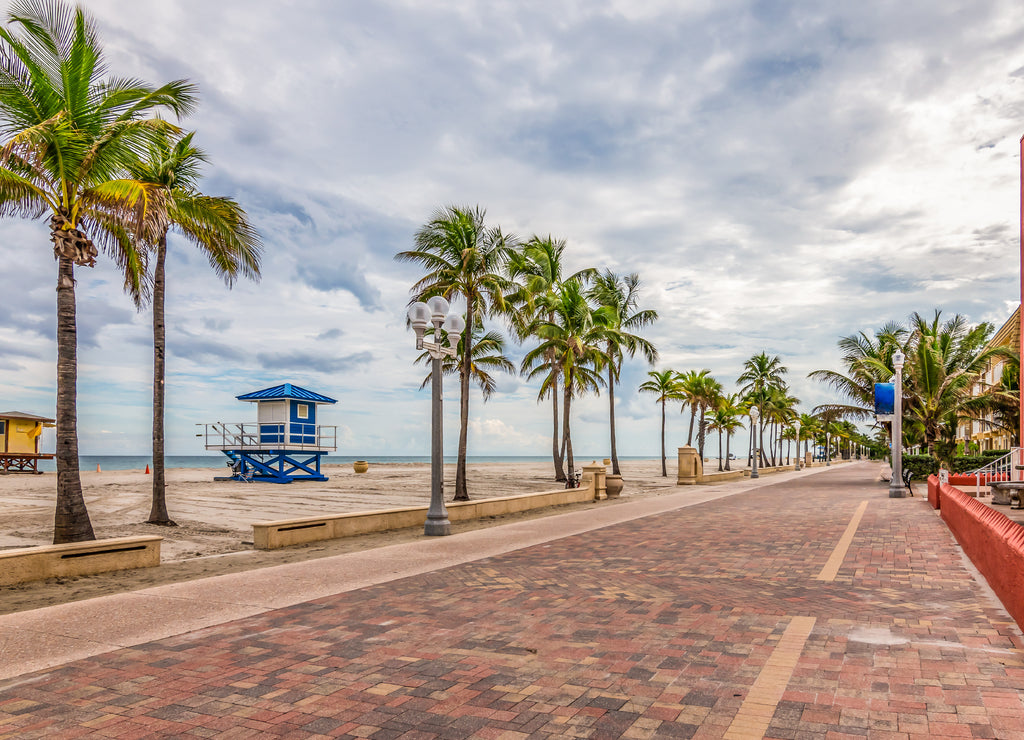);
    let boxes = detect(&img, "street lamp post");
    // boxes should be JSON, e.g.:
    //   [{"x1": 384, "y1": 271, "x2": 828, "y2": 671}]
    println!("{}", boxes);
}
[
  {"x1": 794, "y1": 420, "x2": 802, "y2": 471},
  {"x1": 889, "y1": 349, "x2": 906, "y2": 498},
  {"x1": 407, "y1": 296, "x2": 466, "y2": 536},
  {"x1": 750, "y1": 406, "x2": 760, "y2": 479}
]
